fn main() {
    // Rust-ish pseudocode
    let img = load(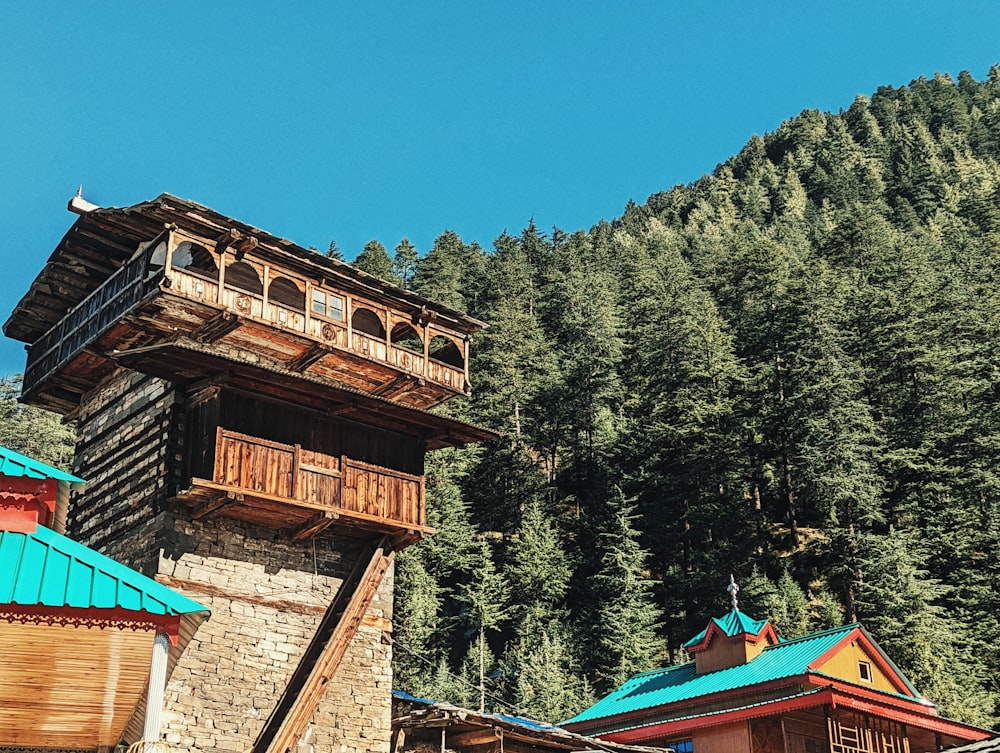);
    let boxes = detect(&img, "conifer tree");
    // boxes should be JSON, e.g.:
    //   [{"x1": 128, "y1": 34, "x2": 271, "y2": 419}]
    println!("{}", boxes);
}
[
  {"x1": 457, "y1": 538, "x2": 509, "y2": 712},
  {"x1": 352, "y1": 239, "x2": 395, "y2": 282},
  {"x1": 392, "y1": 238, "x2": 419, "y2": 289}
]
